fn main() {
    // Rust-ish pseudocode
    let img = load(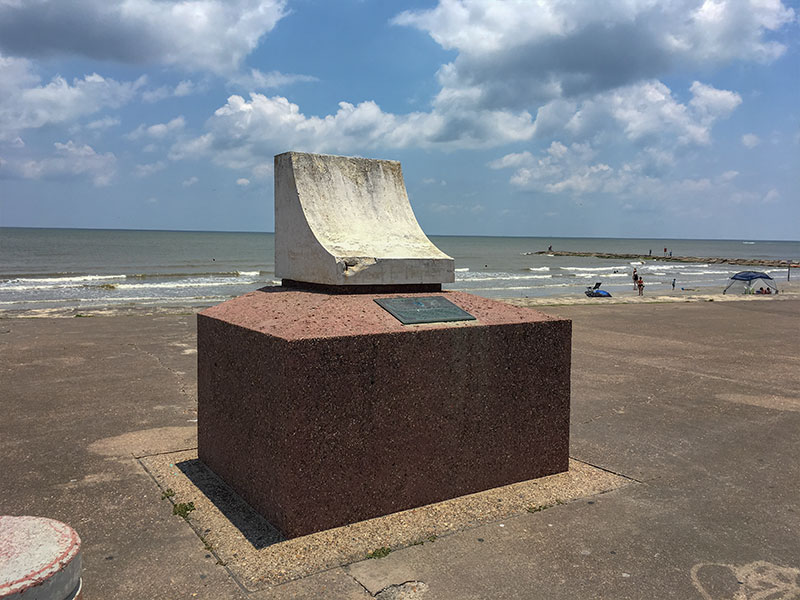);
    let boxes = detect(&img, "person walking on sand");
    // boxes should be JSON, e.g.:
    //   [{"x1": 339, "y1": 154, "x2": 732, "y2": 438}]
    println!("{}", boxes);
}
[{"x1": 637, "y1": 277, "x2": 644, "y2": 296}]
